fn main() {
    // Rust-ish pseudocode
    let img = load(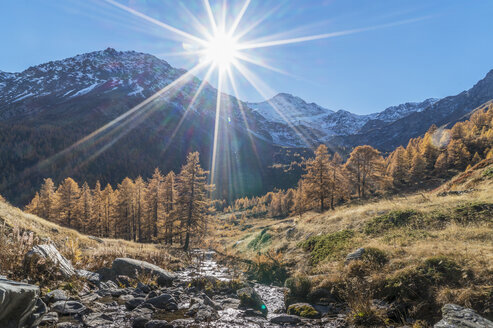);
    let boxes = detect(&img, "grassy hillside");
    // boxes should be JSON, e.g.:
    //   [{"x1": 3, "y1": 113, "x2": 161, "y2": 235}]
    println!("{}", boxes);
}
[
  {"x1": 211, "y1": 160, "x2": 493, "y2": 324},
  {"x1": 0, "y1": 197, "x2": 181, "y2": 285}
]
